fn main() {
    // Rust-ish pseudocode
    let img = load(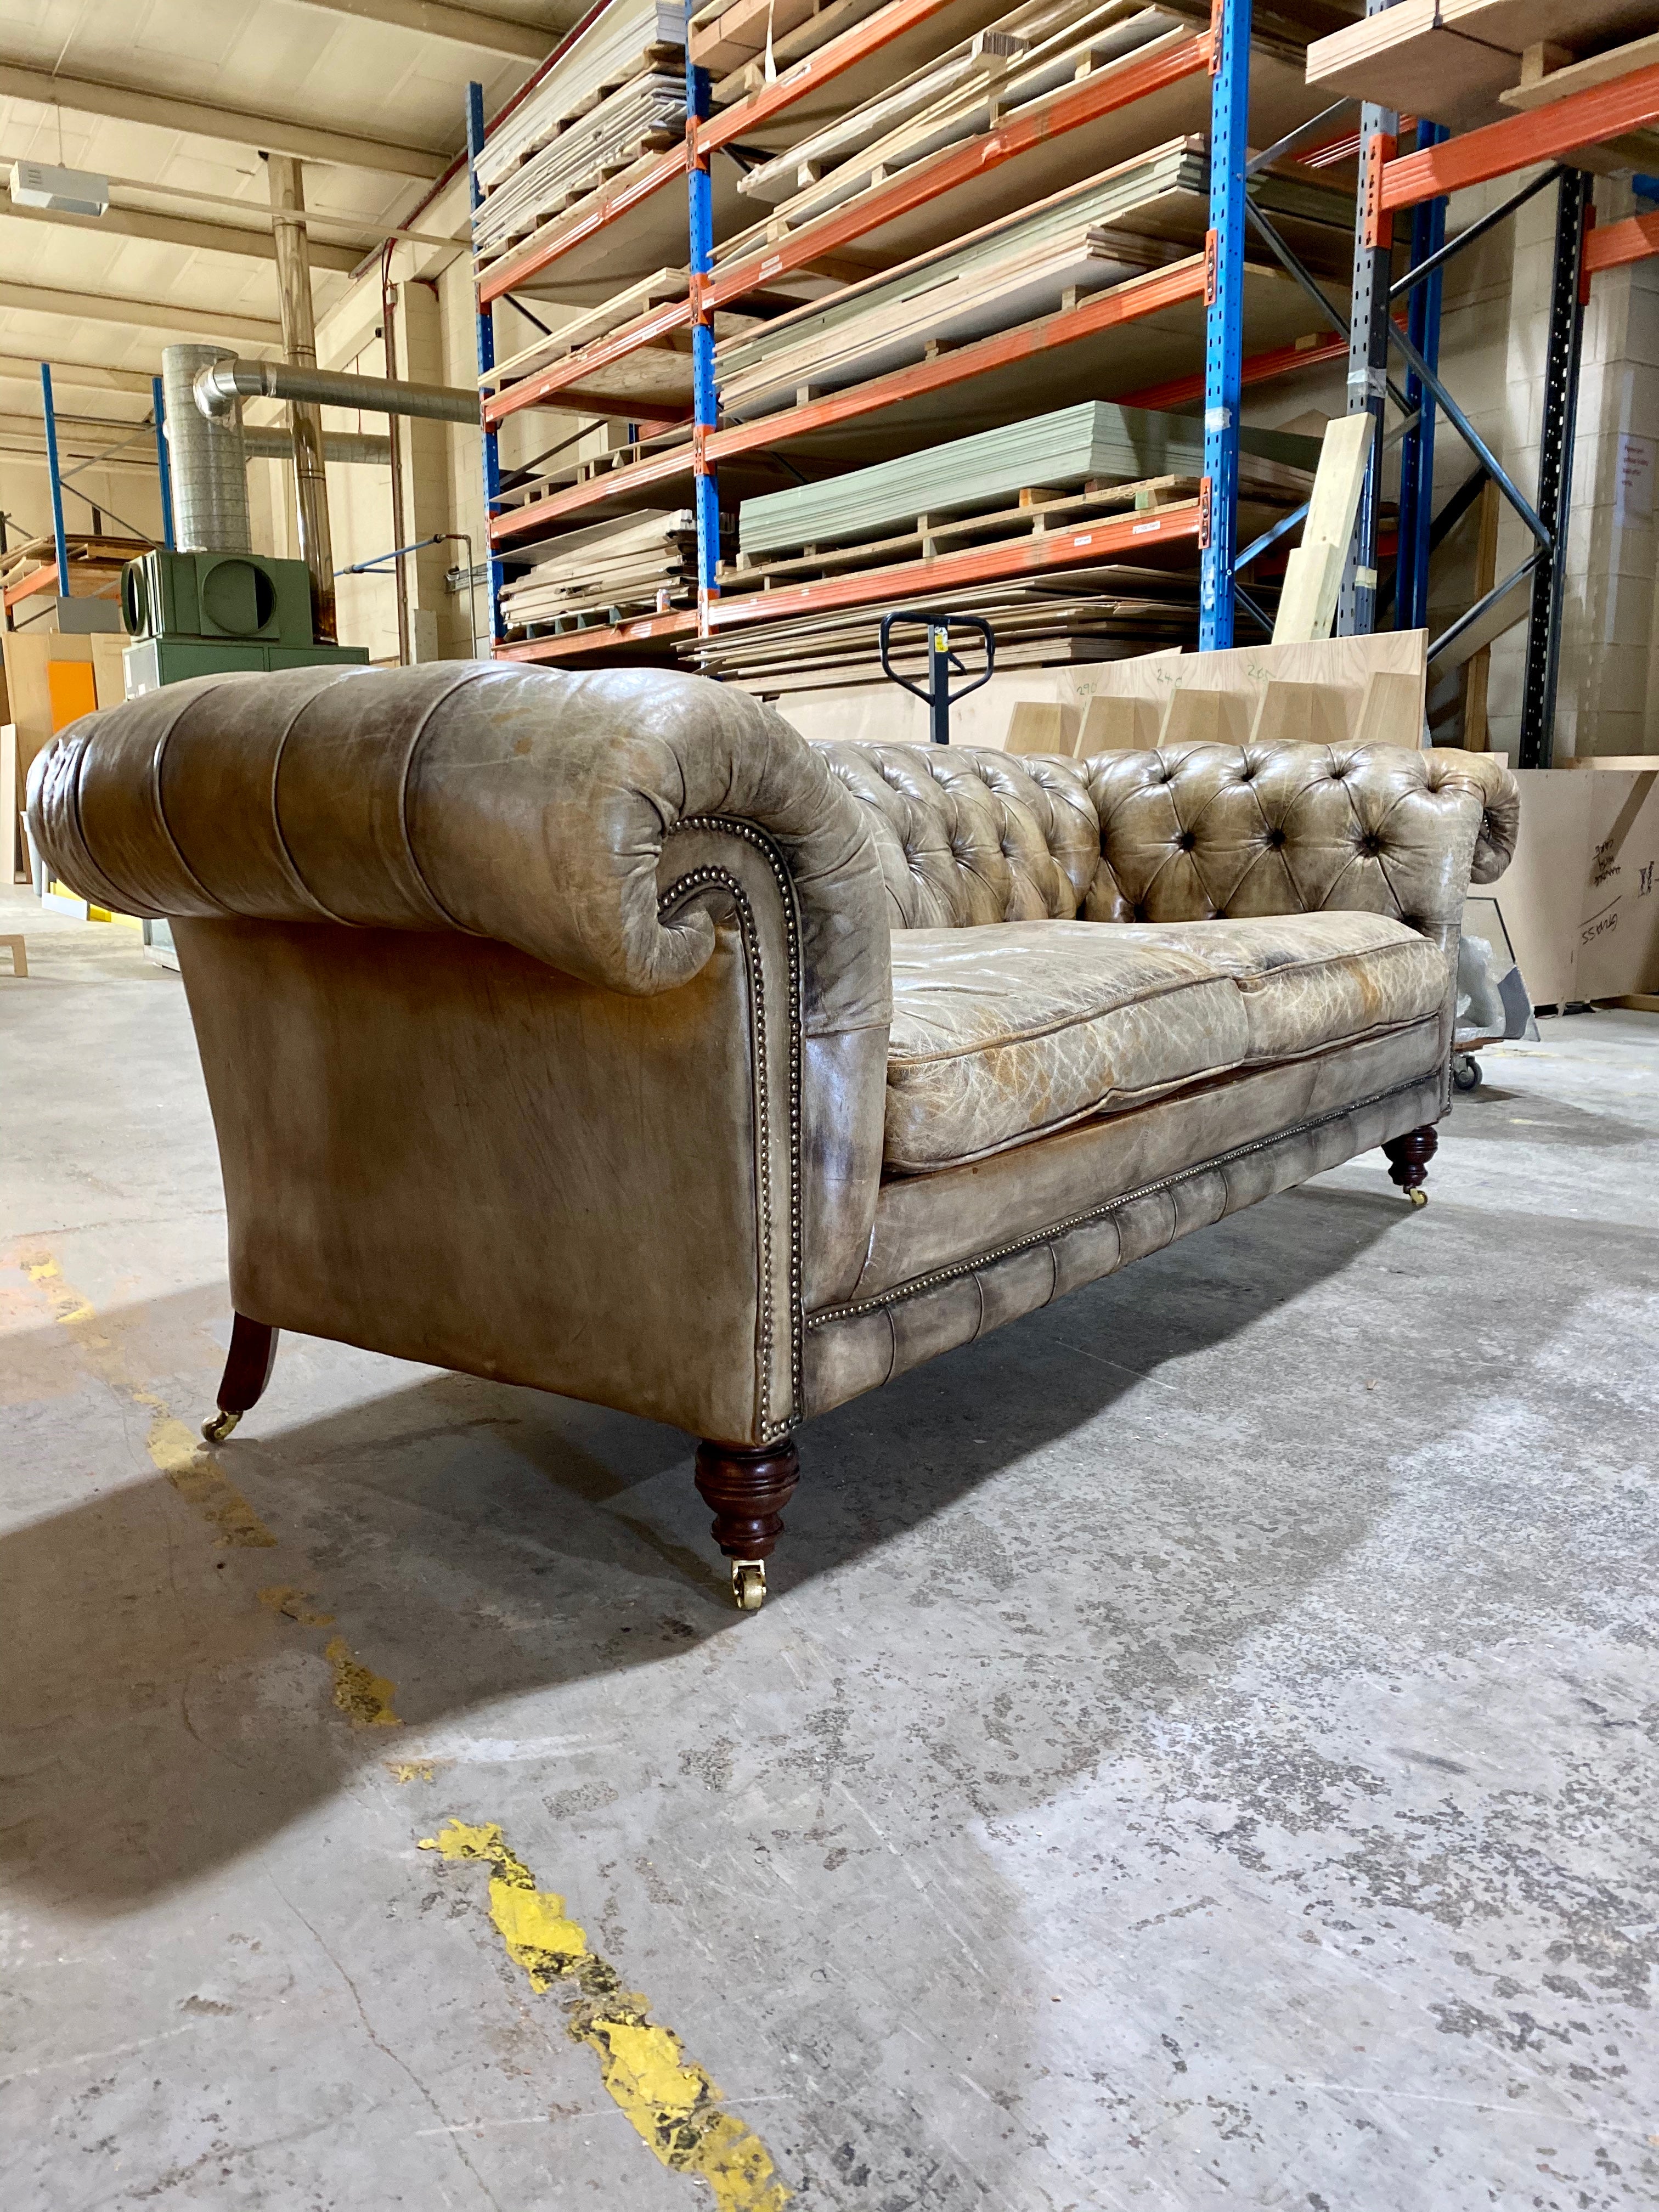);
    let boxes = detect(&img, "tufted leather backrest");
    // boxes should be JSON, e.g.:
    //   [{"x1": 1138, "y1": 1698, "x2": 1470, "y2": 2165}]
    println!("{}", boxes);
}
[
  {"x1": 814, "y1": 742, "x2": 1101, "y2": 926},
  {"x1": 811, "y1": 737, "x2": 1519, "y2": 943}
]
